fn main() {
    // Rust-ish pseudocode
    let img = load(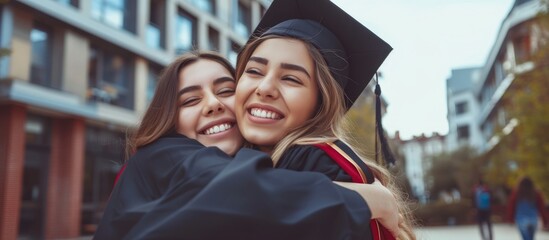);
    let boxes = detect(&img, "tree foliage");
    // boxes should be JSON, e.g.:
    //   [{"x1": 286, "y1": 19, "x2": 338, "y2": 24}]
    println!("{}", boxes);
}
[
  {"x1": 345, "y1": 92, "x2": 415, "y2": 200},
  {"x1": 490, "y1": 8, "x2": 549, "y2": 199},
  {"x1": 426, "y1": 146, "x2": 481, "y2": 200},
  {"x1": 345, "y1": 96, "x2": 377, "y2": 158}
]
